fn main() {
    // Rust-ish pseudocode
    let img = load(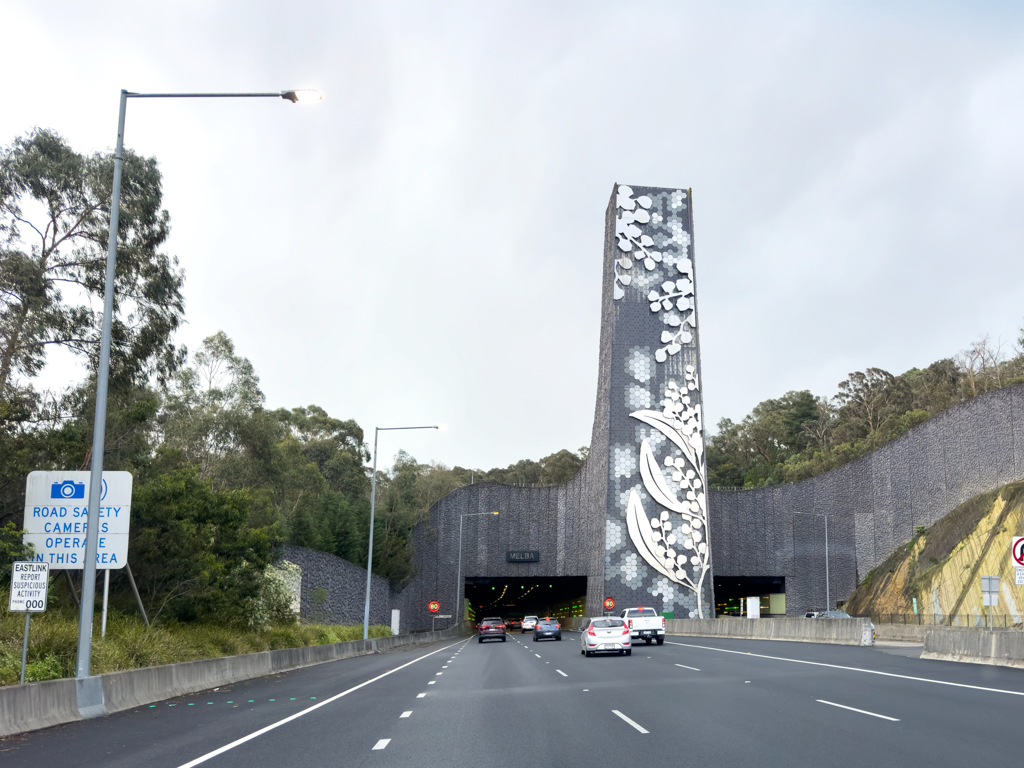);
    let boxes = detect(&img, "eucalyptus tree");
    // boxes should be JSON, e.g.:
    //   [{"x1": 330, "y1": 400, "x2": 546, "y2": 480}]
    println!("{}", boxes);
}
[{"x1": 0, "y1": 129, "x2": 185, "y2": 406}]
